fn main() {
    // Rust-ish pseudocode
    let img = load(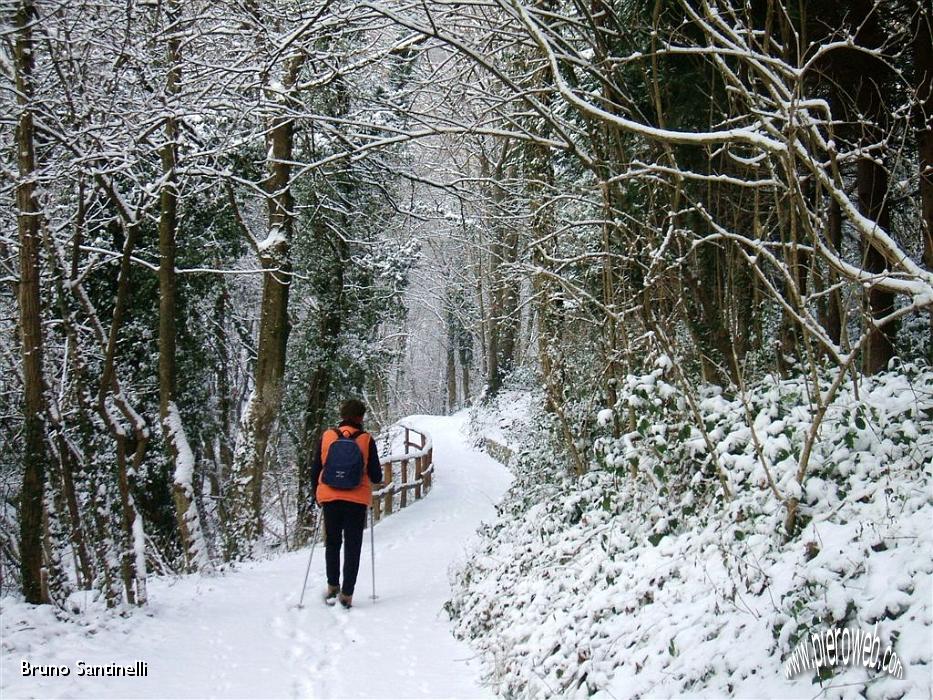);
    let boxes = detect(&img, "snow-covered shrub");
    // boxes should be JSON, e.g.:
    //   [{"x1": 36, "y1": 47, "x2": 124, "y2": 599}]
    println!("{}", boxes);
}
[
  {"x1": 449, "y1": 363, "x2": 932, "y2": 698},
  {"x1": 467, "y1": 373, "x2": 537, "y2": 454}
]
